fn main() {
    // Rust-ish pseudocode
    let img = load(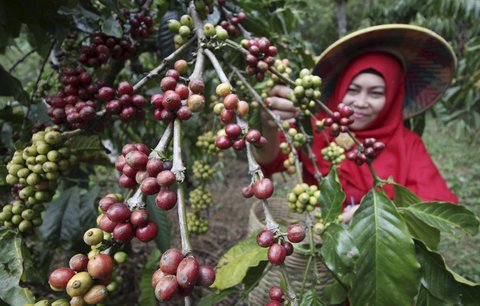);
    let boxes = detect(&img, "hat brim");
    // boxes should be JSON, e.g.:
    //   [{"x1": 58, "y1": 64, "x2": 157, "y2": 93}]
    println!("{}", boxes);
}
[{"x1": 313, "y1": 24, "x2": 456, "y2": 119}]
